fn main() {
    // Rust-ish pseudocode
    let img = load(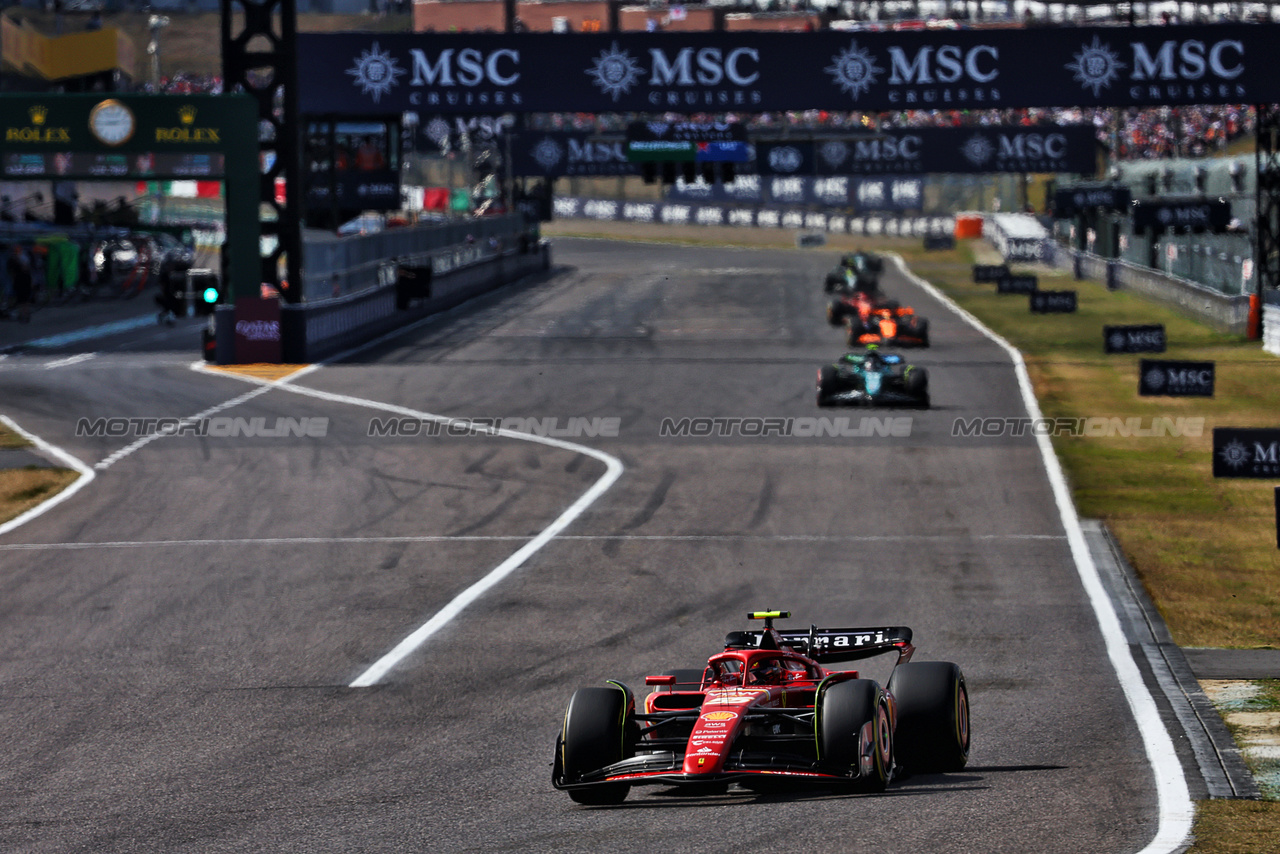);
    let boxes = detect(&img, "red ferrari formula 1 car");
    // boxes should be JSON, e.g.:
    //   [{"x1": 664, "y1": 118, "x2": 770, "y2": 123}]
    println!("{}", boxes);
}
[
  {"x1": 826, "y1": 287, "x2": 899, "y2": 326},
  {"x1": 552, "y1": 611, "x2": 969, "y2": 804},
  {"x1": 845, "y1": 305, "x2": 930, "y2": 348}
]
